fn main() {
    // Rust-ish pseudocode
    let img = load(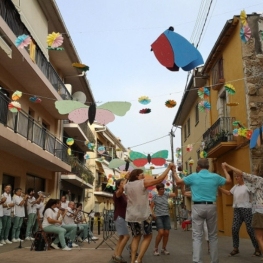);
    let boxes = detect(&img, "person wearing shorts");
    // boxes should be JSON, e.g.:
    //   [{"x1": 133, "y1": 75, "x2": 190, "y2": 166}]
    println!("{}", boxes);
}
[
  {"x1": 150, "y1": 183, "x2": 177, "y2": 256},
  {"x1": 112, "y1": 177, "x2": 130, "y2": 263}
]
